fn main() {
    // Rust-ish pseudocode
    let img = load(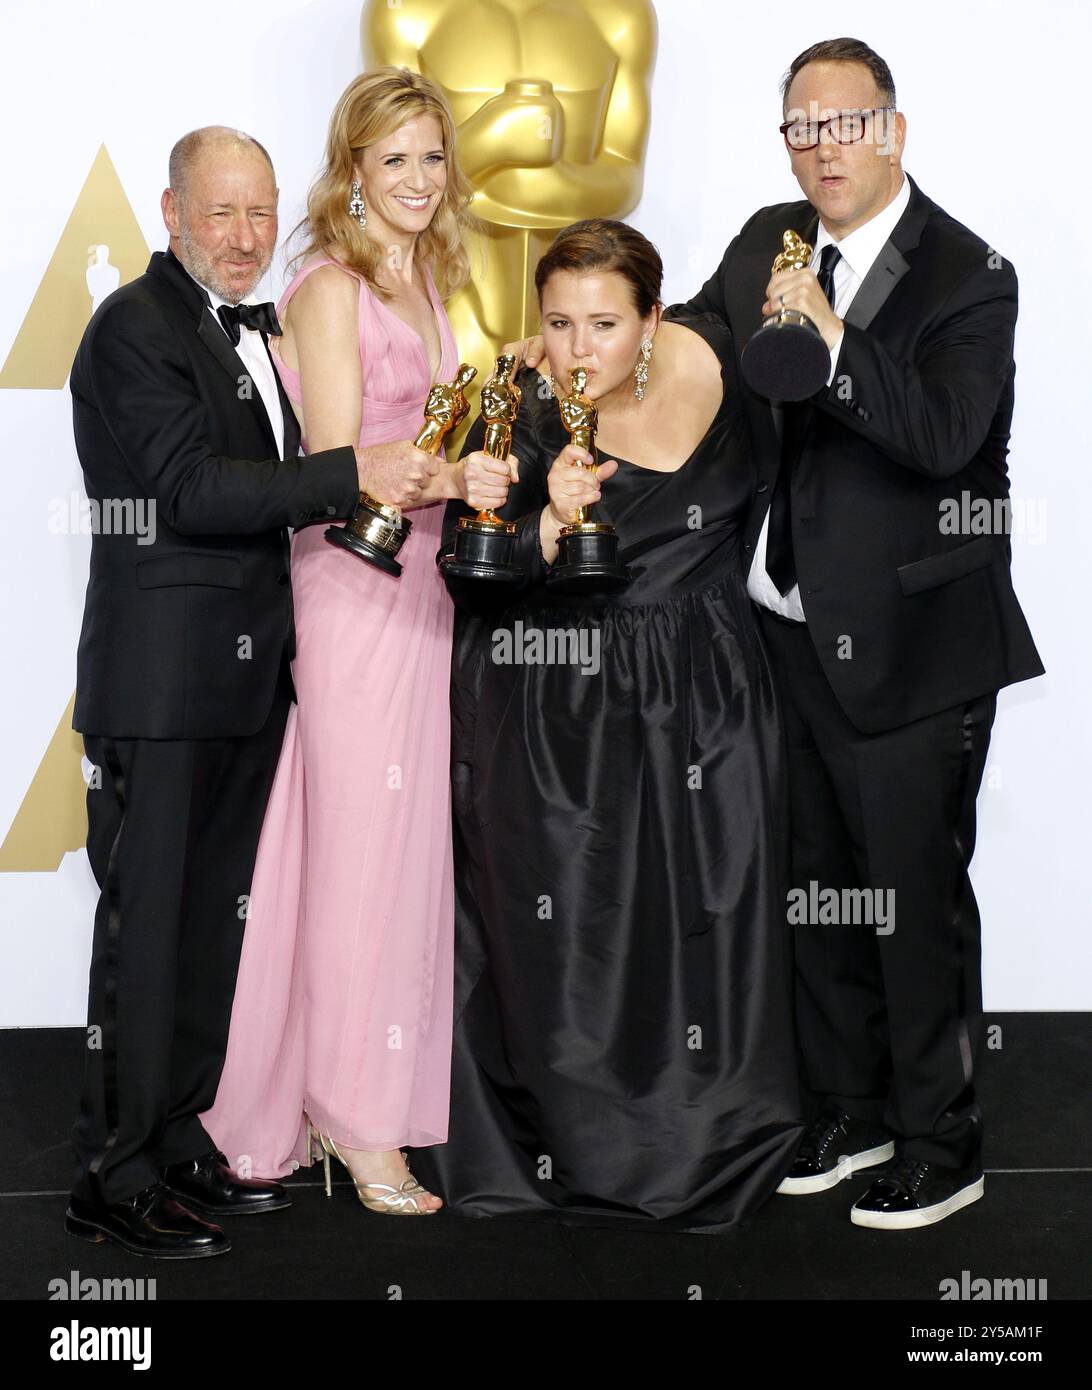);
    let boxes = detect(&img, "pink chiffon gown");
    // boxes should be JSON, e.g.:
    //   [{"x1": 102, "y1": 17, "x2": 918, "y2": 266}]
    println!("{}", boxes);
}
[{"x1": 201, "y1": 254, "x2": 457, "y2": 1177}]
